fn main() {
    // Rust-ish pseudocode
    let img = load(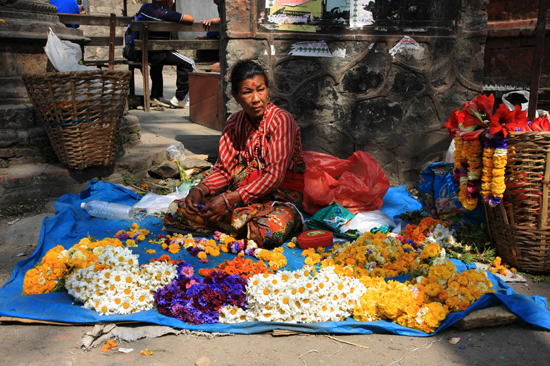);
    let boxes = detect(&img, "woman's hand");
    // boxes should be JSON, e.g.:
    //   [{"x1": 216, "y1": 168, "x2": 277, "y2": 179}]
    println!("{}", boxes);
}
[
  {"x1": 184, "y1": 188, "x2": 203, "y2": 215},
  {"x1": 200, "y1": 195, "x2": 229, "y2": 221}
]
